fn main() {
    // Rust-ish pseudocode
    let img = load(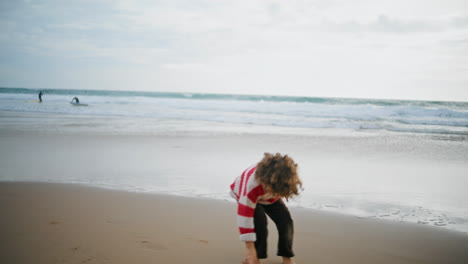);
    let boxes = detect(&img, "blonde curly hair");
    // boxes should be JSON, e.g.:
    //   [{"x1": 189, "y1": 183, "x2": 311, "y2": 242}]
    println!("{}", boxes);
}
[{"x1": 255, "y1": 152, "x2": 302, "y2": 199}]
